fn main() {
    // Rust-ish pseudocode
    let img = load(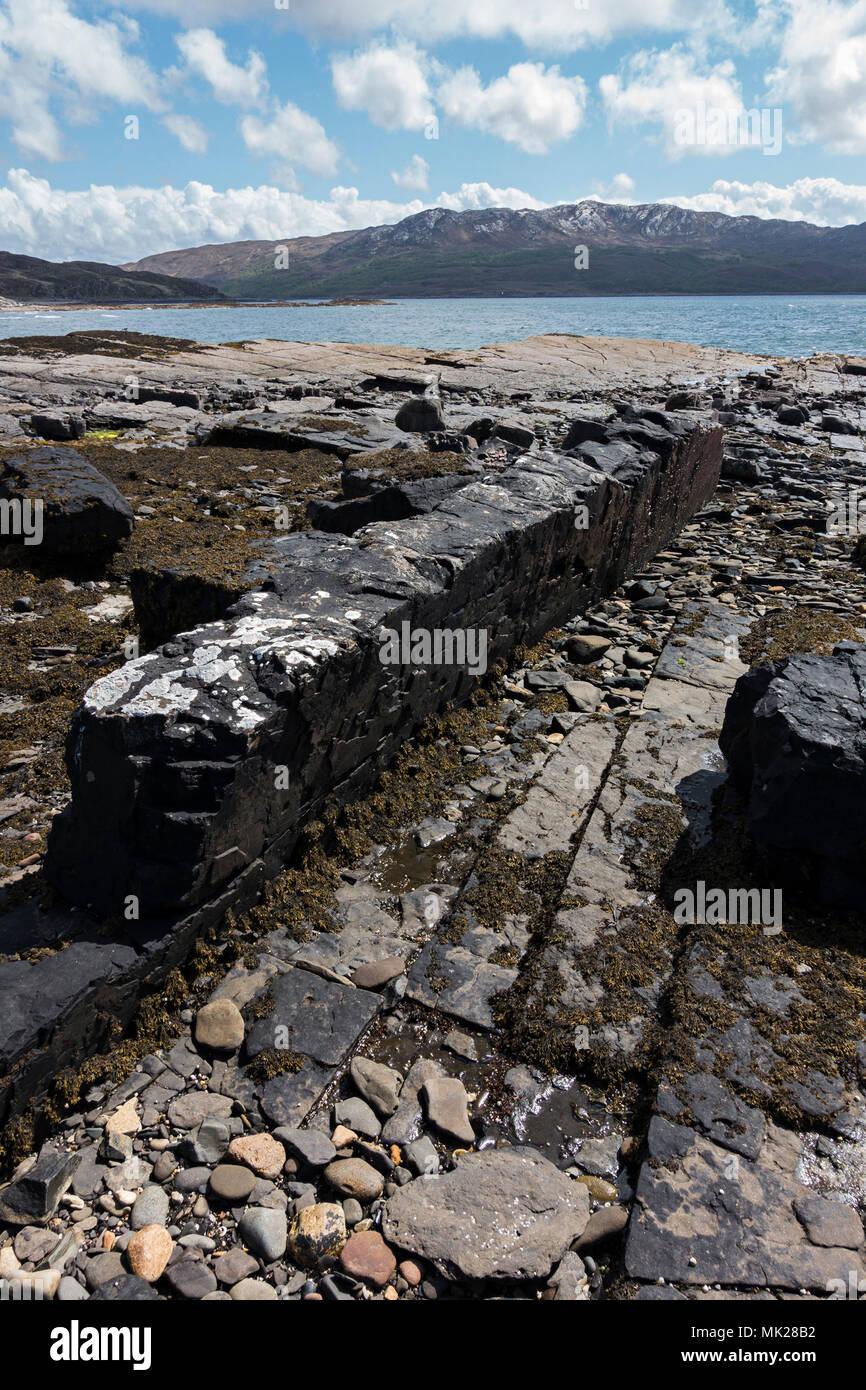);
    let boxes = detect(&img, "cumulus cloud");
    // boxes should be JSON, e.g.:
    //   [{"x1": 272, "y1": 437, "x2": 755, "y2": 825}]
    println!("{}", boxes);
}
[
  {"x1": 175, "y1": 28, "x2": 267, "y2": 107},
  {"x1": 0, "y1": 167, "x2": 546, "y2": 262},
  {"x1": 331, "y1": 41, "x2": 434, "y2": 131},
  {"x1": 765, "y1": 0, "x2": 866, "y2": 153},
  {"x1": 122, "y1": 0, "x2": 739, "y2": 53},
  {"x1": 599, "y1": 45, "x2": 785, "y2": 159},
  {"x1": 438, "y1": 62, "x2": 587, "y2": 154},
  {"x1": 0, "y1": 0, "x2": 164, "y2": 160},
  {"x1": 663, "y1": 175, "x2": 866, "y2": 225},
  {"x1": 240, "y1": 102, "x2": 340, "y2": 181},
  {"x1": 591, "y1": 172, "x2": 637, "y2": 202},
  {"x1": 391, "y1": 154, "x2": 429, "y2": 192},
  {"x1": 162, "y1": 113, "x2": 209, "y2": 154}
]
